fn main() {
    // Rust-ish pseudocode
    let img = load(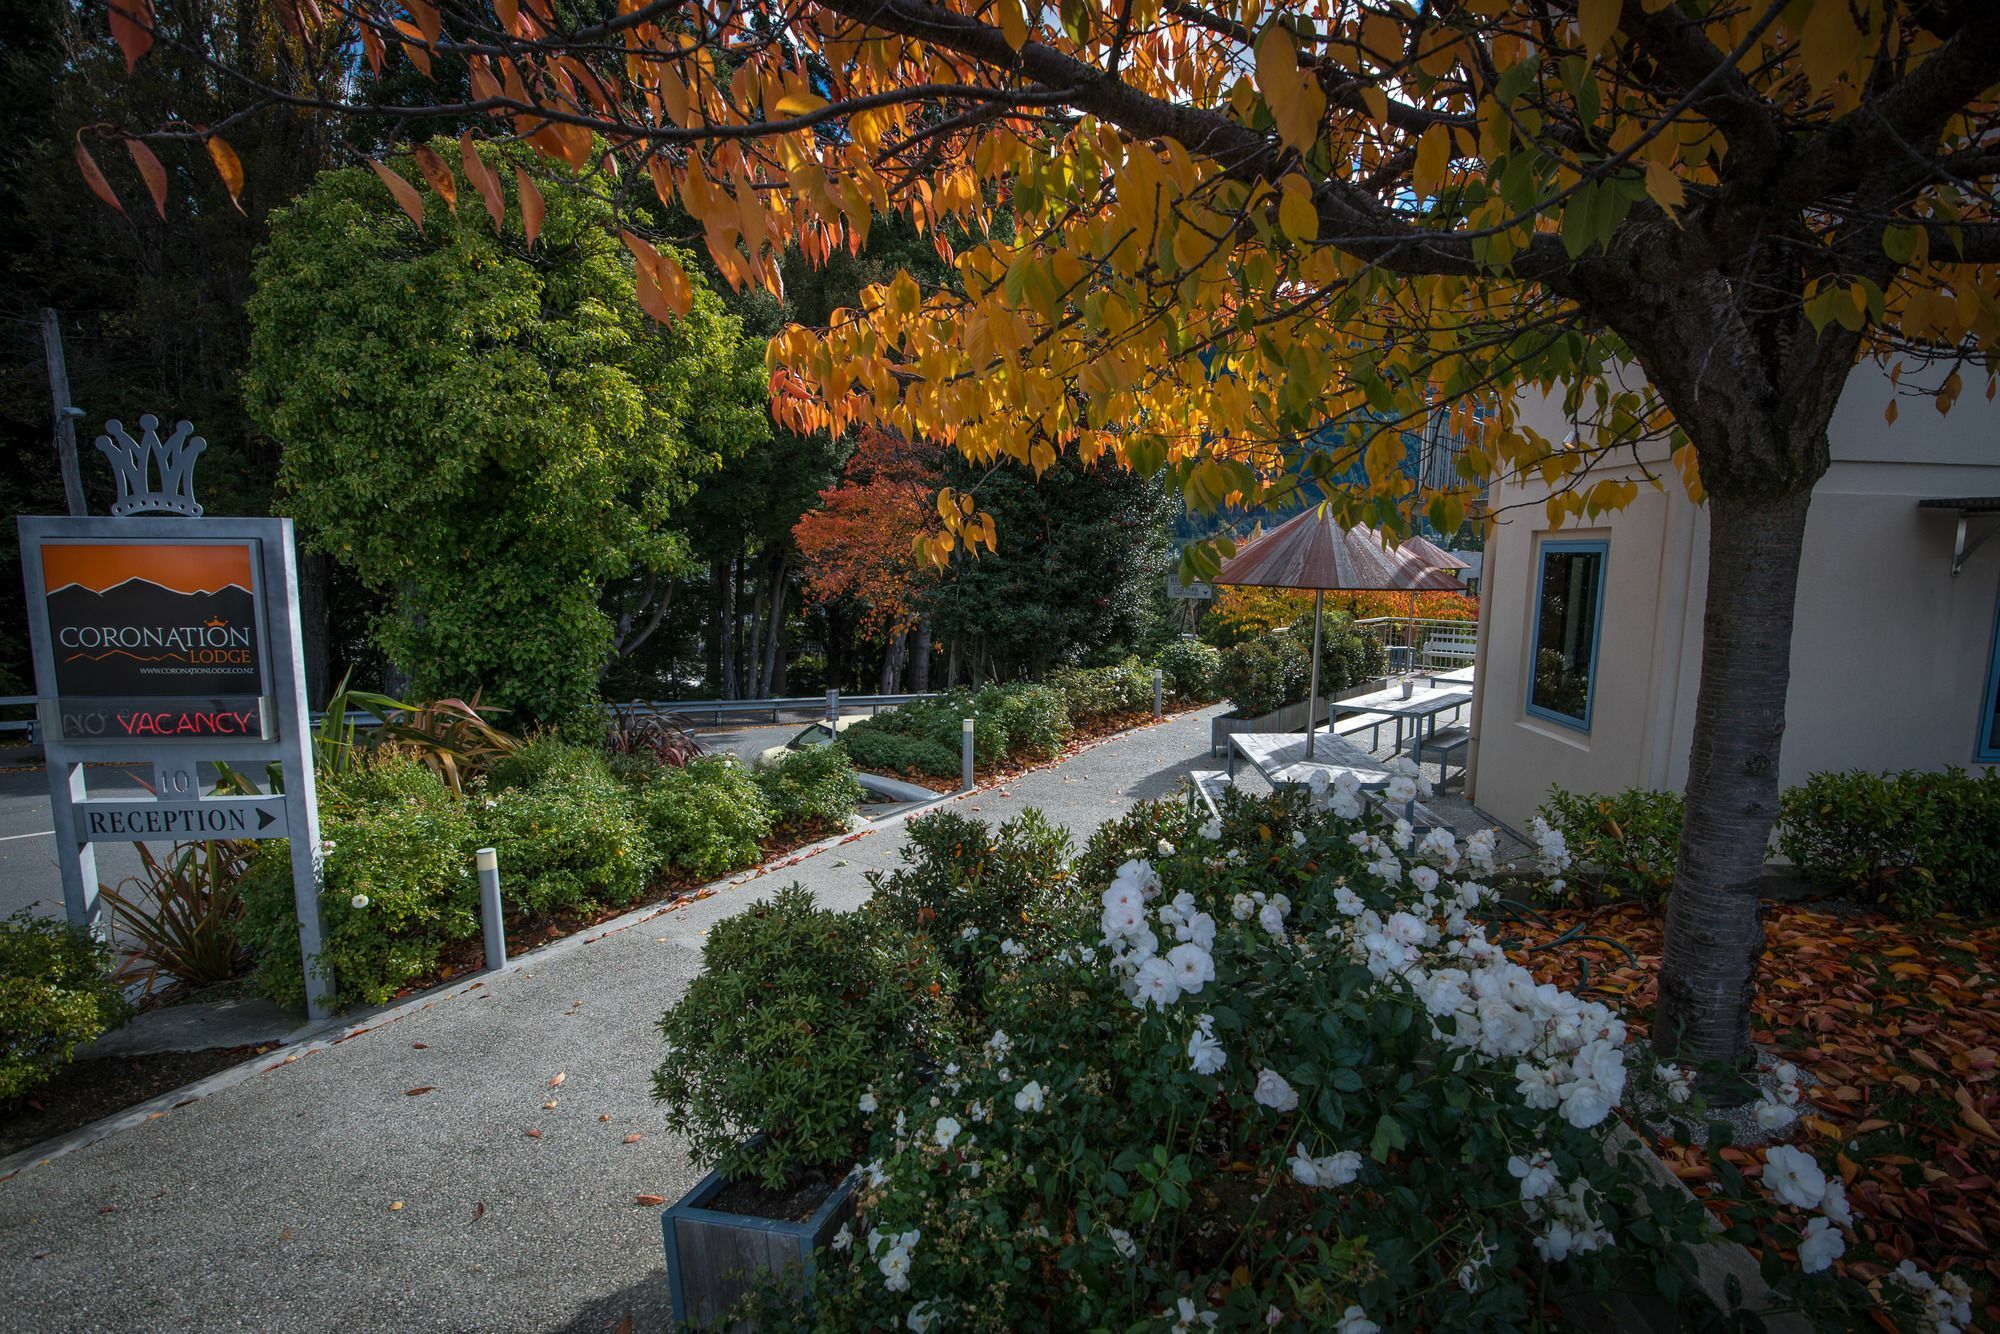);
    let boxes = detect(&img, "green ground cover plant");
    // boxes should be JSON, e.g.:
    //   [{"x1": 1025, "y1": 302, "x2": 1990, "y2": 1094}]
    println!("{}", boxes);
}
[{"x1": 0, "y1": 912, "x2": 131, "y2": 1100}]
